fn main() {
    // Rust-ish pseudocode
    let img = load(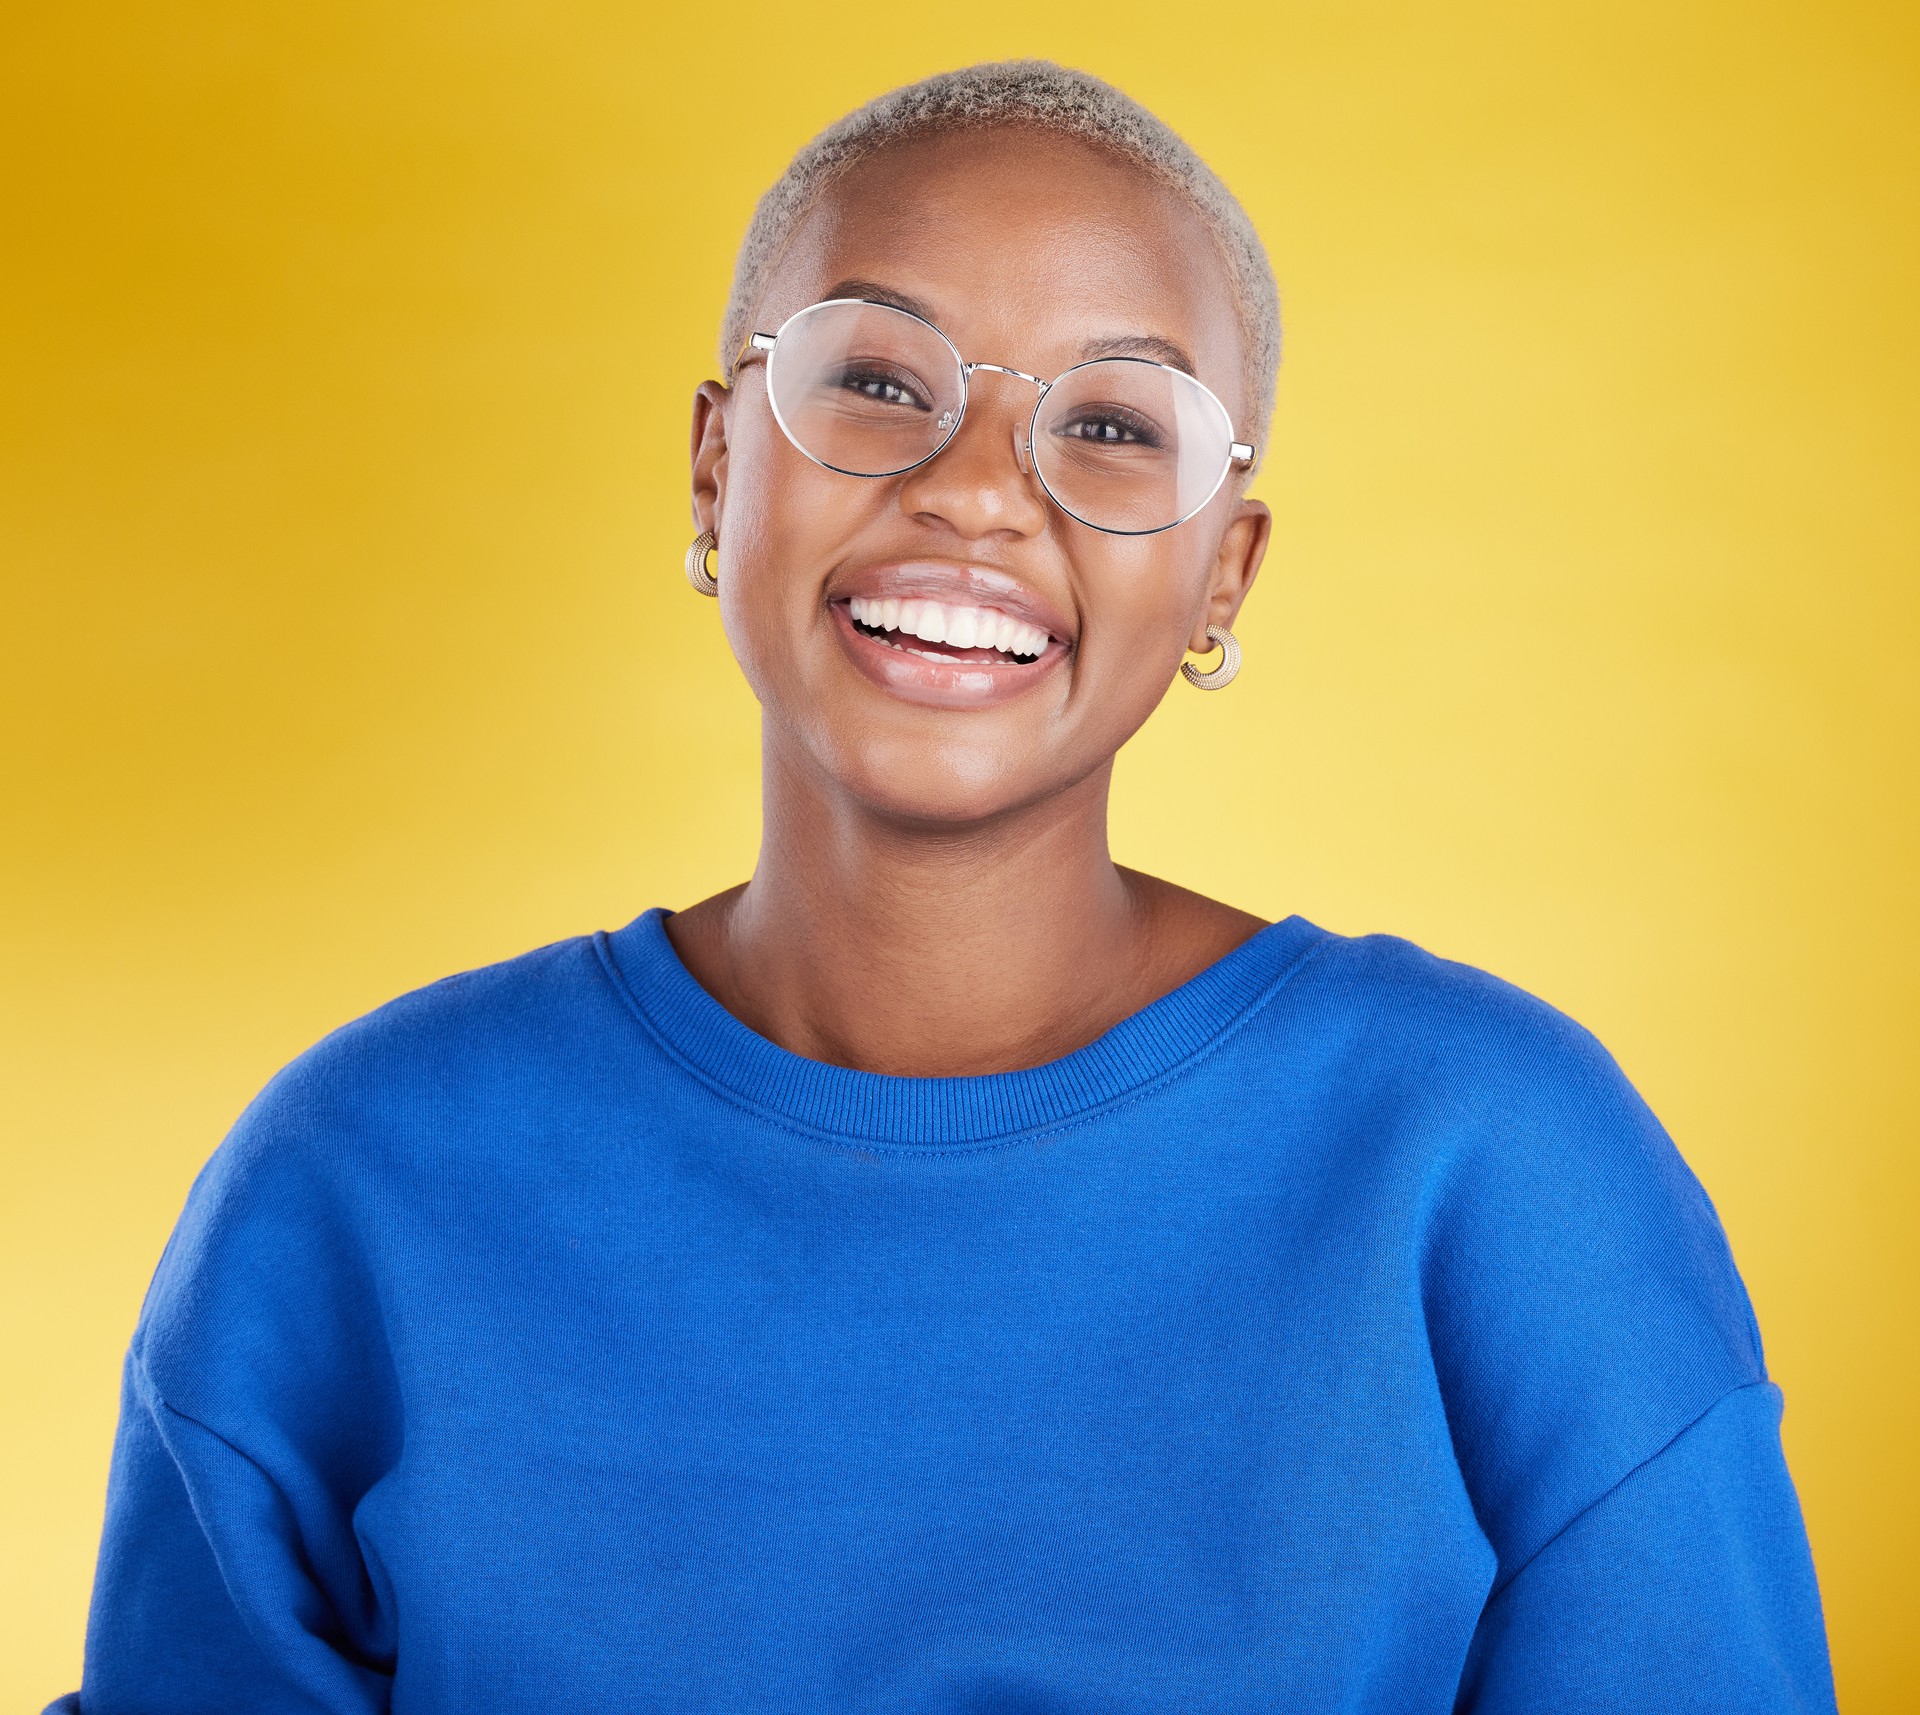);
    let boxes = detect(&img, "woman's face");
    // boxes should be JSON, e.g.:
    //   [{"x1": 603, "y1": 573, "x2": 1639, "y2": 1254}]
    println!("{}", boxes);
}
[{"x1": 692, "y1": 128, "x2": 1271, "y2": 827}]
